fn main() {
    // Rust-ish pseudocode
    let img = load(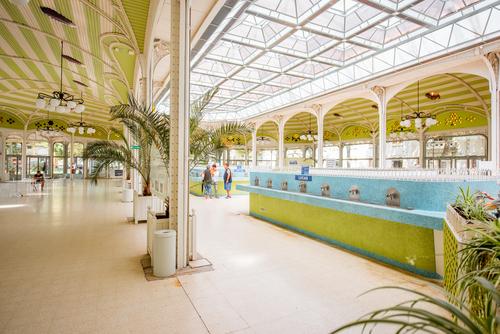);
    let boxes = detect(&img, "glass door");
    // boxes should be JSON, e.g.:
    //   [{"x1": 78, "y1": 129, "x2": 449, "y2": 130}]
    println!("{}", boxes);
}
[
  {"x1": 6, "y1": 155, "x2": 21, "y2": 180},
  {"x1": 27, "y1": 156, "x2": 50, "y2": 177}
]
